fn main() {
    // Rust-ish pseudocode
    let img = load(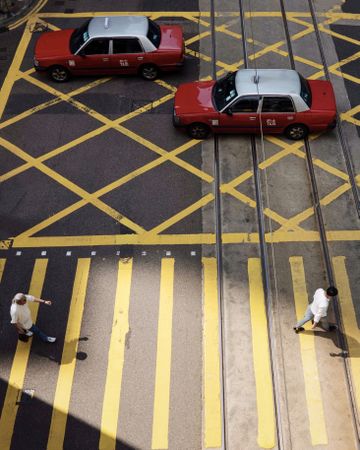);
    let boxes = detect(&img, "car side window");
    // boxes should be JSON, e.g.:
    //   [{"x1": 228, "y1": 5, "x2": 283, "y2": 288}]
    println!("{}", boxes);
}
[
  {"x1": 83, "y1": 39, "x2": 110, "y2": 55},
  {"x1": 231, "y1": 96, "x2": 259, "y2": 113},
  {"x1": 112, "y1": 38, "x2": 143, "y2": 54},
  {"x1": 262, "y1": 97, "x2": 294, "y2": 113}
]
